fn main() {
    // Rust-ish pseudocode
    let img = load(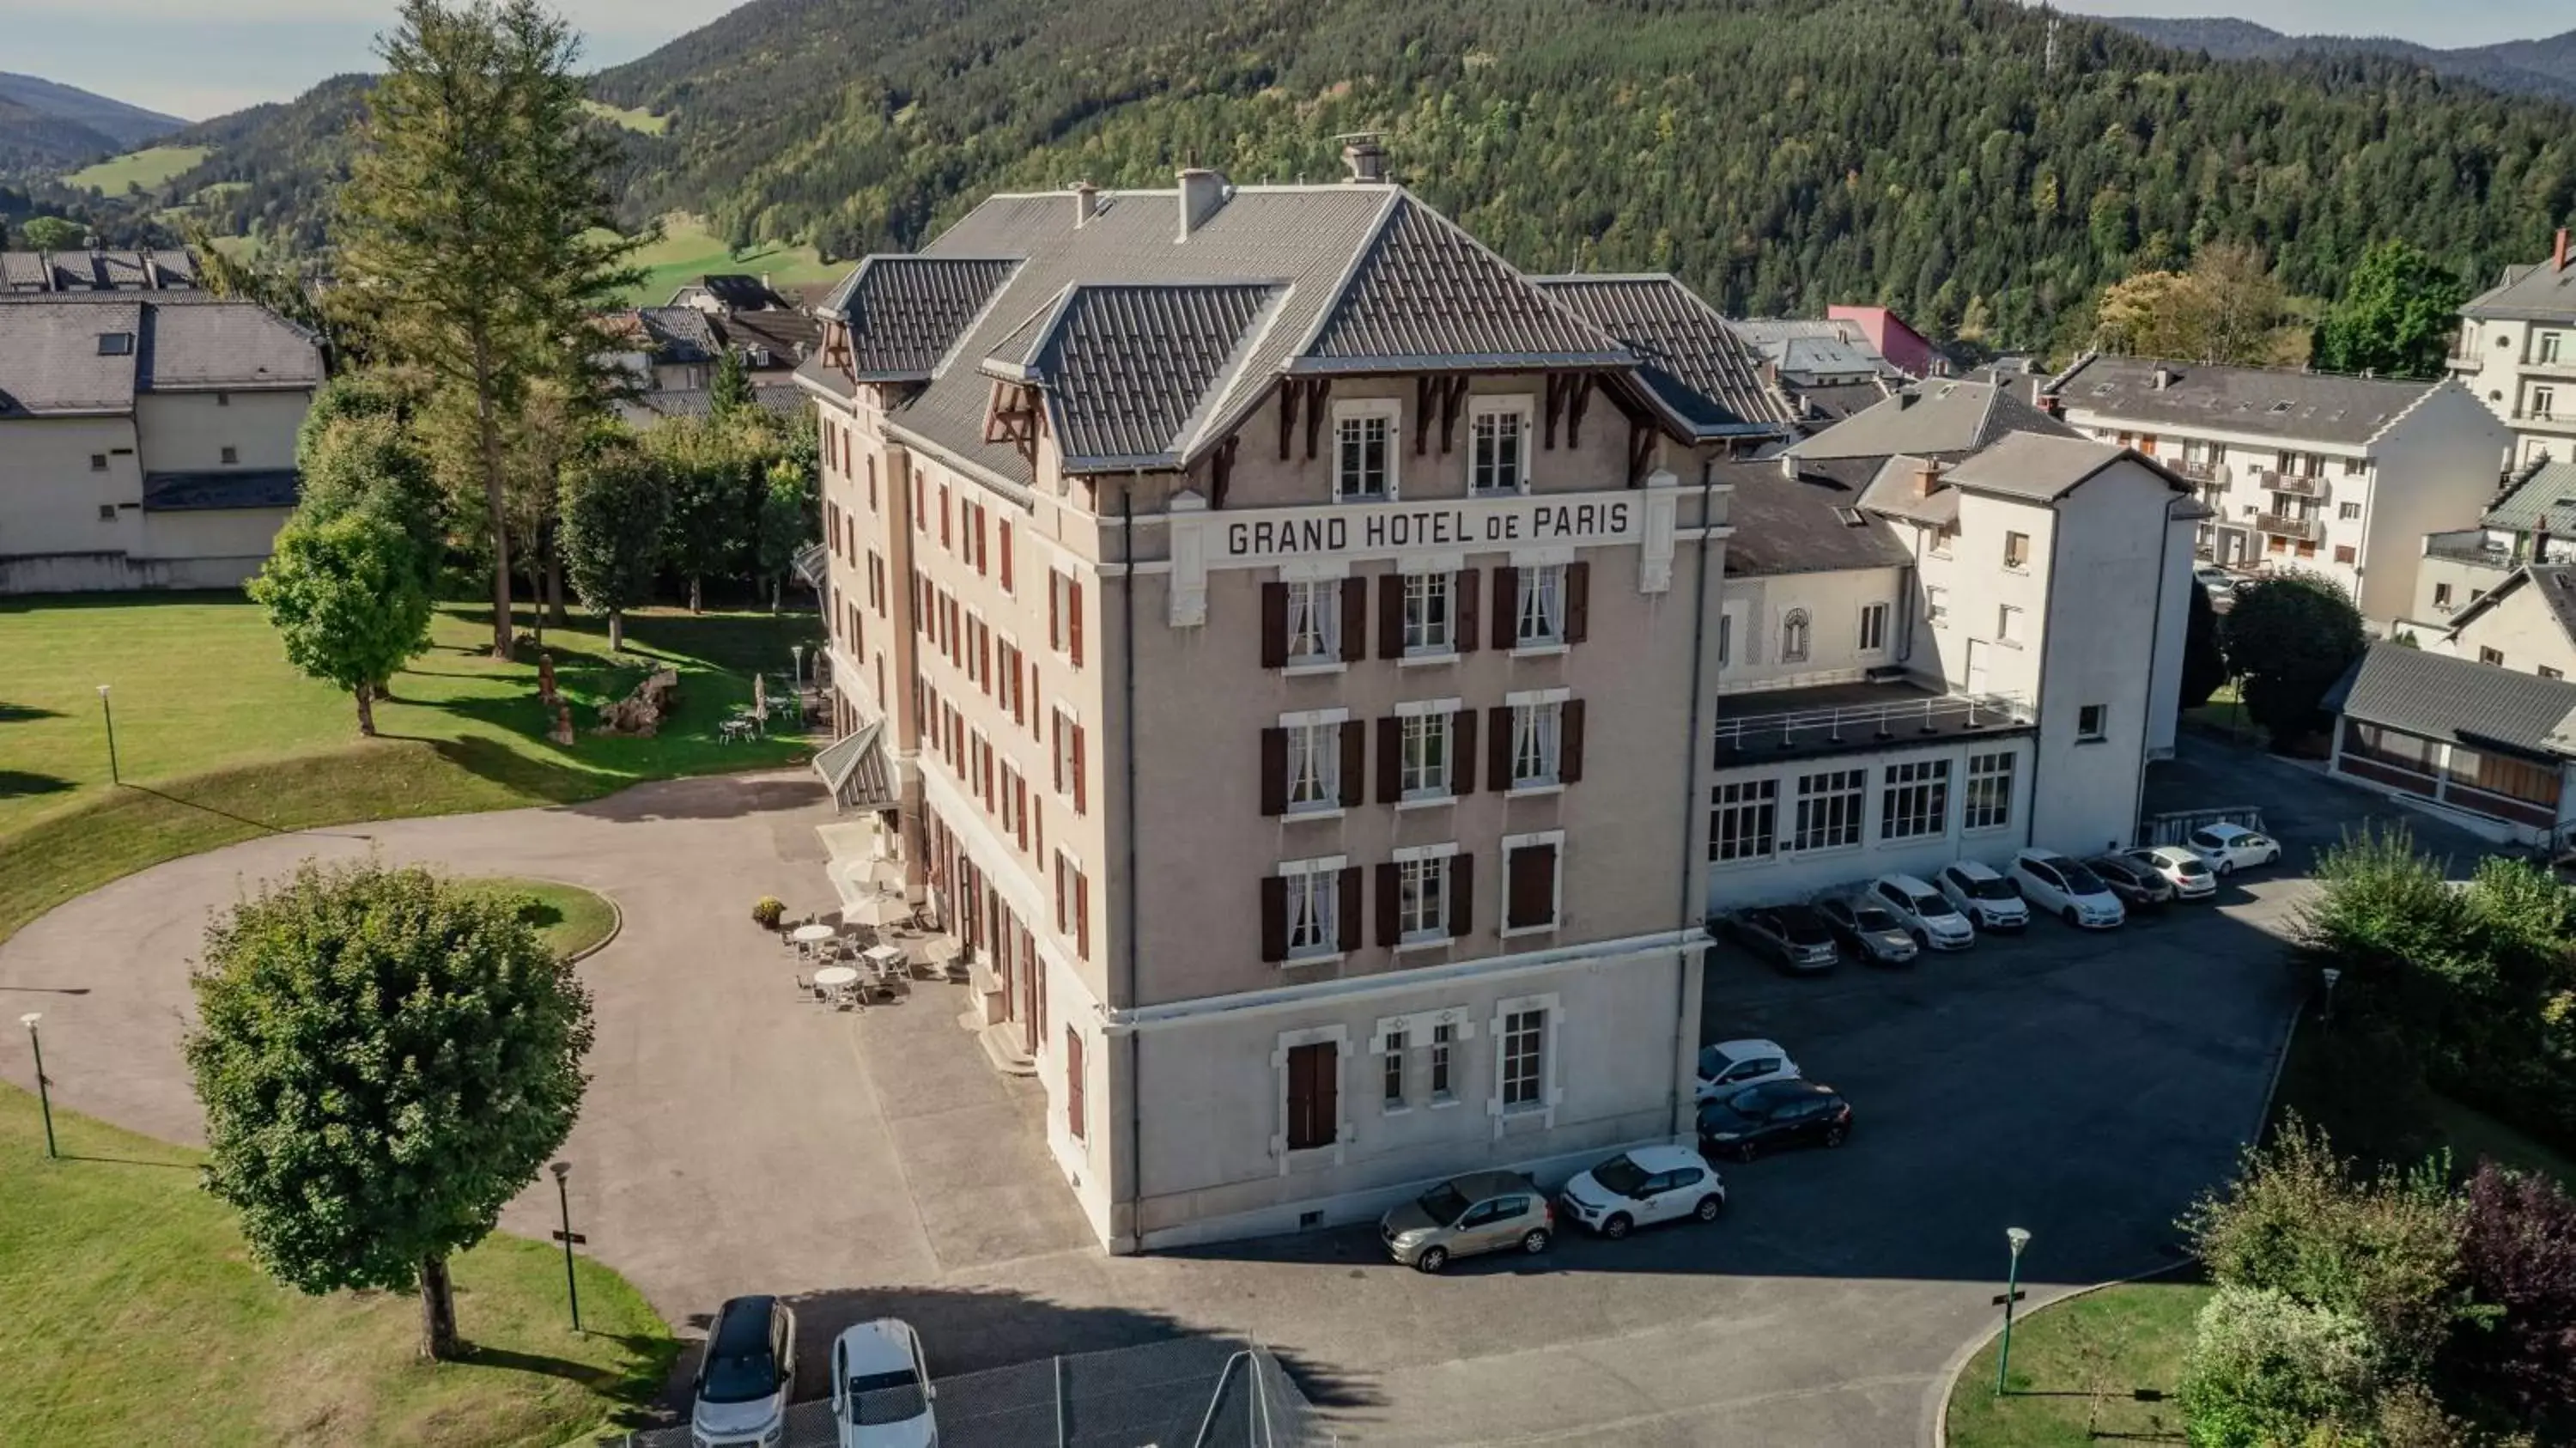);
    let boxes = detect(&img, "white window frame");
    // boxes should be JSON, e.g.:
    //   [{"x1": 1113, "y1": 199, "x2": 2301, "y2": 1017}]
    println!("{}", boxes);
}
[
  {"x1": 1500, "y1": 828, "x2": 1566, "y2": 938},
  {"x1": 2003, "y1": 531, "x2": 2031, "y2": 571},
  {"x1": 2077, "y1": 703, "x2": 2109, "y2": 742},
  {"x1": 1880, "y1": 758, "x2": 1952, "y2": 842},
  {"x1": 1393, "y1": 841, "x2": 1458, "y2": 949},
  {"x1": 1332, "y1": 399, "x2": 1400, "y2": 502},
  {"x1": 1487, "y1": 991, "x2": 1563, "y2": 1131},
  {"x1": 1515, "y1": 563, "x2": 1567, "y2": 649},
  {"x1": 1926, "y1": 587, "x2": 1949, "y2": 624},
  {"x1": 1052, "y1": 706, "x2": 1079, "y2": 798},
  {"x1": 1280, "y1": 707, "x2": 1348, "y2": 816},
  {"x1": 1793, "y1": 768, "x2": 1866, "y2": 853},
  {"x1": 1395, "y1": 697, "x2": 1459, "y2": 804},
  {"x1": 1710, "y1": 778, "x2": 1777, "y2": 864},
  {"x1": 1467, "y1": 395, "x2": 1534, "y2": 495},
  {"x1": 1780, "y1": 607, "x2": 1811, "y2": 663},
  {"x1": 1998, "y1": 604, "x2": 2026, "y2": 647},
  {"x1": 1381, "y1": 1028, "x2": 1408, "y2": 1111},
  {"x1": 1964, "y1": 751, "x2": 2015, "y2": 832},
  {"x1": 1371, "y1": 1007, "x2": 1475, "y2": 1110},
  {"x1": 1430, "y1": 1020, "x2": 1460, "y2": 1104},
  {"x1": 1277, "y1": 855, "x2": 1346, "y2": 964},
  {"x1": 1401, "y1": 570, "x2": 1455, "y2": 657},
  {"x1": 2337, "y1": 502, "x2": 2362, "y2": 521},
  {"x1": 1505, "y1": 686, "x2": 1571, "y2": 793},
  {"x1": 1284, "y1": 577, "x2": 1340, "y2": 667},
  {"x1": 1858, "y1": 601, "x2": 1889, "y2": 653}
]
